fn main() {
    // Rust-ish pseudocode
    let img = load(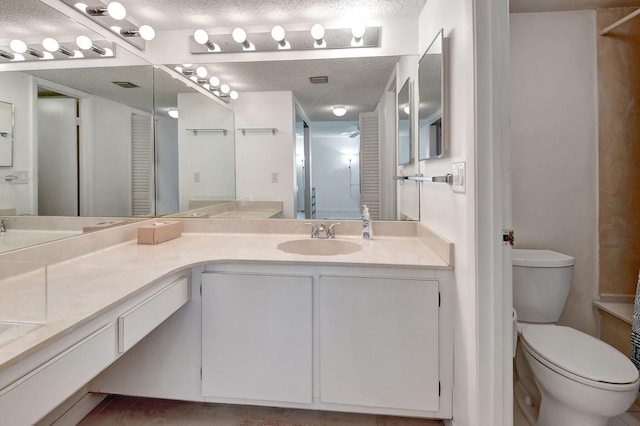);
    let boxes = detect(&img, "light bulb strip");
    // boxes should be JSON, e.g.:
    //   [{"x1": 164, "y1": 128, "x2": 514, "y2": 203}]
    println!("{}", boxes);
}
[
  {"x1": 0, "y1": 38, "x2": 115, "y2": 62},
  {"x1": 172, "y1": 63, "x2": 239, "y2": 104},
  {"x1": 190, "y1": 26, "x2": 379, "y2": 54}
]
